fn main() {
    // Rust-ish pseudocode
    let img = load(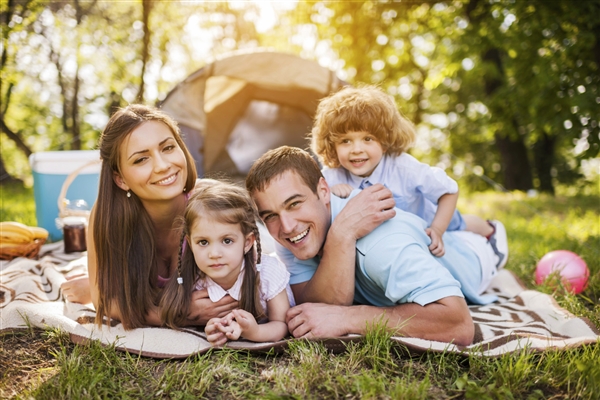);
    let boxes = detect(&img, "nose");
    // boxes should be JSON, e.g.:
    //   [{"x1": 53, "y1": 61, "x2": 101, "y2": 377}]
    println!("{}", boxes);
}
[
  {"x1": 350, "y1": 141, "x2": 362, "y2": 153},
  {"x1": 153, "y1": 153, "x2": 170, "y2": 173},
  {"x1": 208, "y1": 245, "x2": 221, "y2": 259},
  {"x1": 279, "y1": 212, "x2": 296, "y2": 235}
]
